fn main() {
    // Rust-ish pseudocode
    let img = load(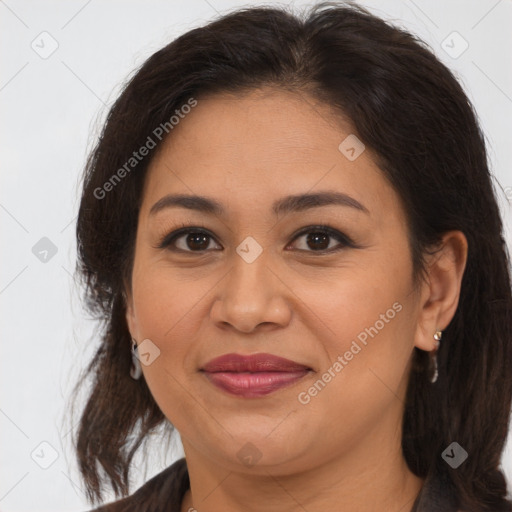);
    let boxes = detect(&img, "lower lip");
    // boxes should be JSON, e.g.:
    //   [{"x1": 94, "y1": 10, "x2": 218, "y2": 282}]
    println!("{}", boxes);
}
[{"x1": 202, "y1": 370, "x2": 310, "y2": 397}]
